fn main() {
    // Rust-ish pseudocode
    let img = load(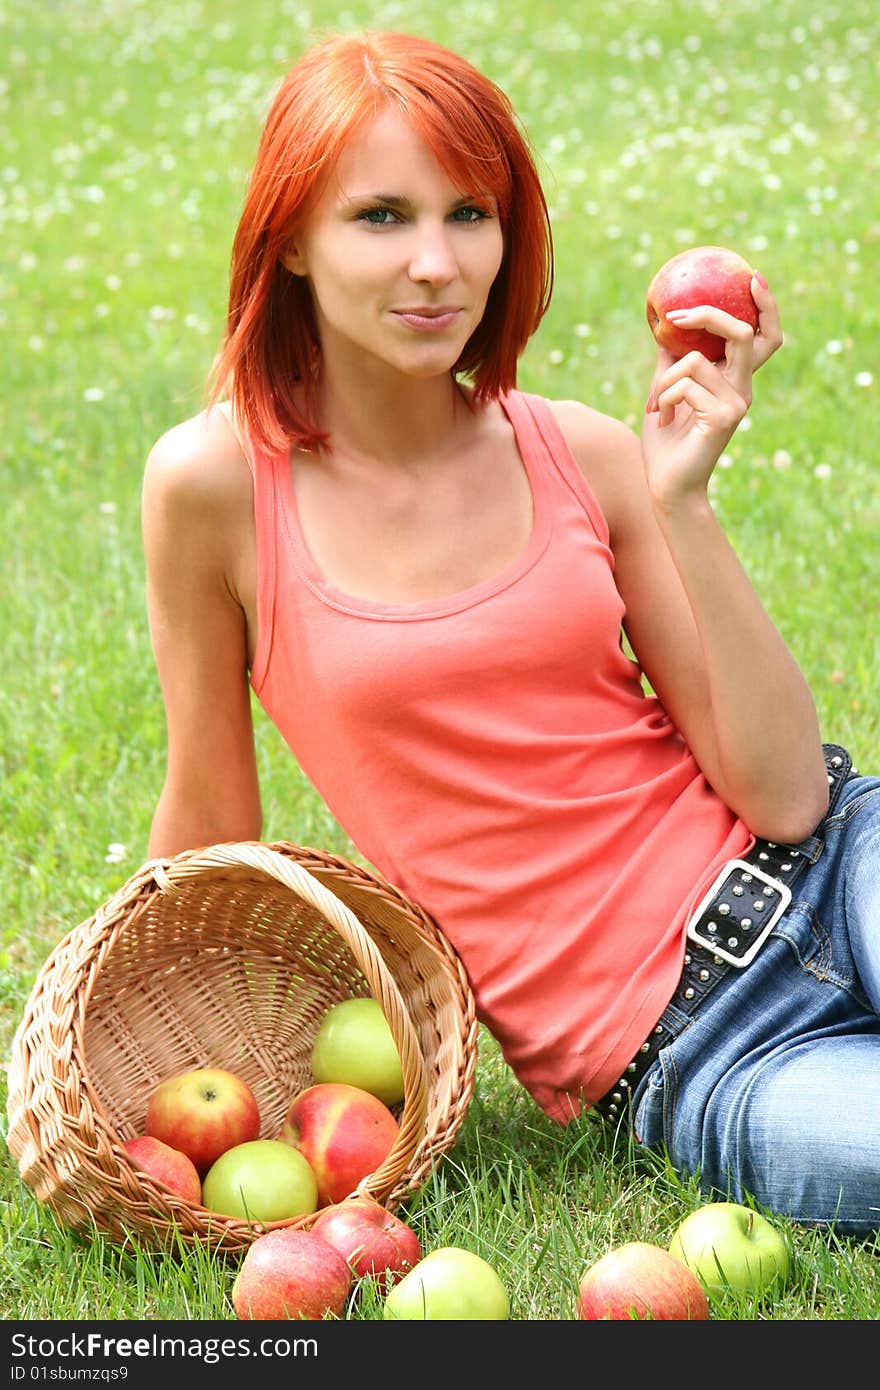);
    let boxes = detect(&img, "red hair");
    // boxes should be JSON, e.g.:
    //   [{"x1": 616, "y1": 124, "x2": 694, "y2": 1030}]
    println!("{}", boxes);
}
[{"x1": 208, "y1": 30, "x2": 554, "y2": 455}]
